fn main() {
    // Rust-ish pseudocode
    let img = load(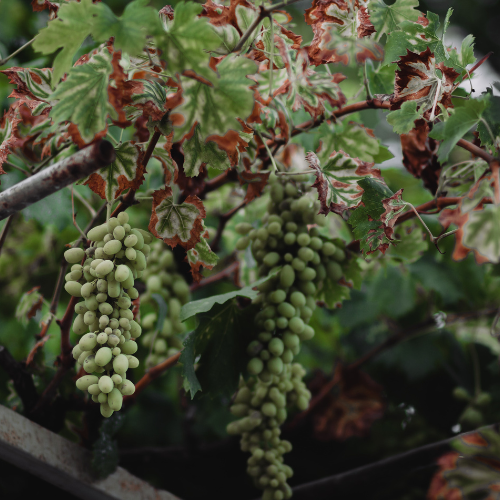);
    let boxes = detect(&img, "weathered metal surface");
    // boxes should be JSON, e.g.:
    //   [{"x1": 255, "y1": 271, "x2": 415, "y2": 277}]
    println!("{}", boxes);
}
[
  {"x1": 0, "y1": 404, "x2": 180, "y2": 500},
  {"x1": 0, "y1": 140, "x2": 115, "y2": 221}
]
